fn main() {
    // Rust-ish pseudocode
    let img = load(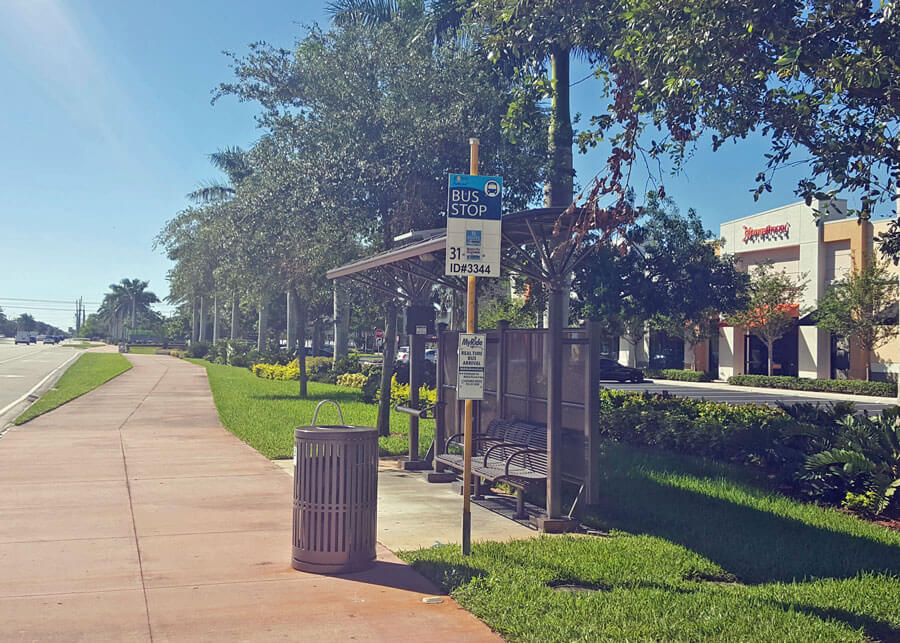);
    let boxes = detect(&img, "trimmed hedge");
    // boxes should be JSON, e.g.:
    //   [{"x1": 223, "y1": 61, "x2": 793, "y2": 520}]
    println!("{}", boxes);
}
[
  {"x1": 598, "y1": 389, "x2": 796, "y2": 470},
  {"x1": 643, "y1": 368, "x2": 715, "y2": 382},
  {"x1": 727, "y1": 374, "x2": 896, "y2": 397}
]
